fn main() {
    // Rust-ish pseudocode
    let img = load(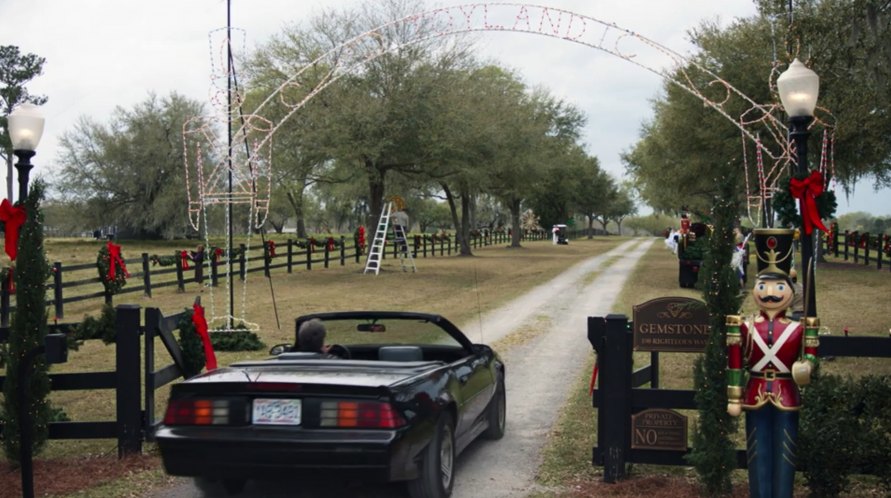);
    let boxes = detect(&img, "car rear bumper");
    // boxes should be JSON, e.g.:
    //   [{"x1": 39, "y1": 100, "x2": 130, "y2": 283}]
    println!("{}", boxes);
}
[{"x1": 155, "y1": 425, "x2": 423, "y2": 482}]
